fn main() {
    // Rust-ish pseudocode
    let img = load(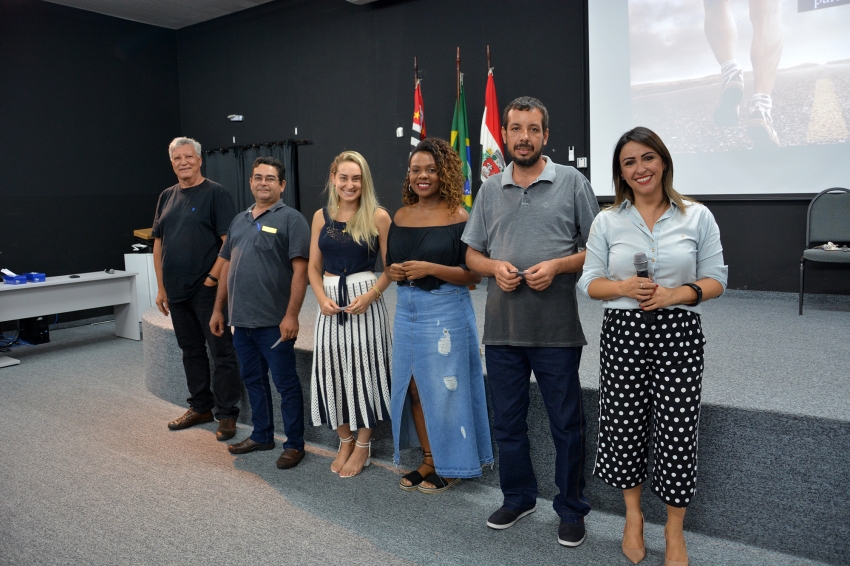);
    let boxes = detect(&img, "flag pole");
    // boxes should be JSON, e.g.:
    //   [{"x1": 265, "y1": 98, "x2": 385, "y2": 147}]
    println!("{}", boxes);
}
[
  {"x1": 486, "y1": 44, "x2": 491, "y2": 72},
  {"x1": 414, "y1": 56, "x2": 419, "y2": 86},
  {"x1": 456, "y1": 47, "x2": 461, "y2": 99},
  {"x1": 456, "y1": 46, "x2": 476, "y2": 289}
]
